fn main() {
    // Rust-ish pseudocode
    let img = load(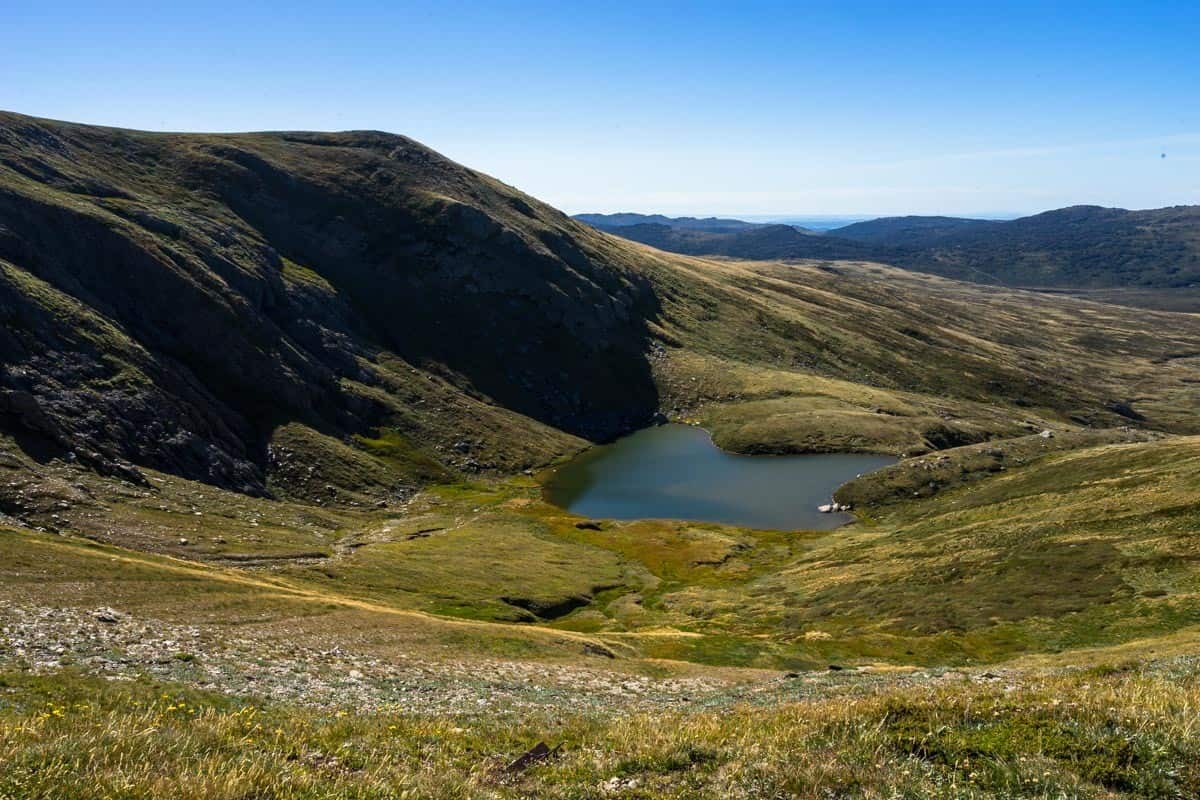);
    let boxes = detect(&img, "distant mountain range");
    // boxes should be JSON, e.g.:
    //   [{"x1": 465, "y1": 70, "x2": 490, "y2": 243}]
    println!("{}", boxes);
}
[
  {"x1": 578, "y1": 222, "x2": 877, "y2": 261},
  {"x1": 573, "y1": 213, "x2": 778, "y2": 233},
  {"x1": 830, "y1": 215, "x2": 995, "y2": 245},
  {"x1": 571, "y1": 214, "x2": 876, "y2": 261},
  {"x1": 575, "y1": 206, "x2": 1200, "y2": 289}
]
